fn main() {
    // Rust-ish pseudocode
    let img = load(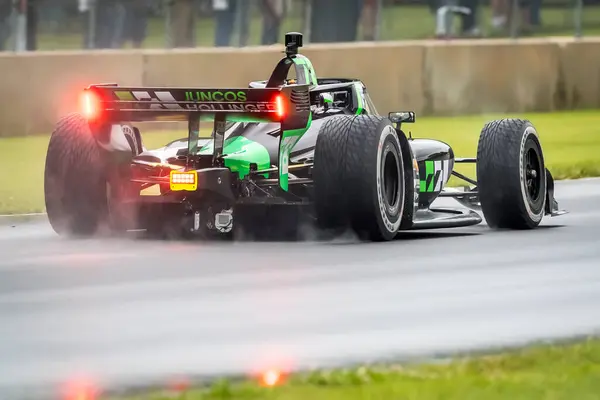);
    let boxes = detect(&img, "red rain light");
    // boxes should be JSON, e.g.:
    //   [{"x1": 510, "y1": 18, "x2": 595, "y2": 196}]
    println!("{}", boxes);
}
[
  {"x1": 275, "y1": 95, "x2": 286, "y2": 119},
  {"x1": 80, "y1": 91, "x2": 100, "y2": 120}
]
